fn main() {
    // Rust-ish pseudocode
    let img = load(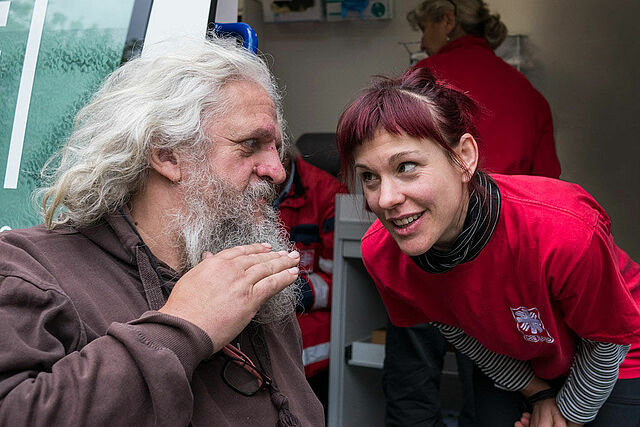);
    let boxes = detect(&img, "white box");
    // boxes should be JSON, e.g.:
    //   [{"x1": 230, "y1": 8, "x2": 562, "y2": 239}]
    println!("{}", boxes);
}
[{"x1": 347, "y1": 341, "x2": 385, "y2": 369}]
